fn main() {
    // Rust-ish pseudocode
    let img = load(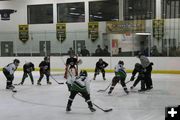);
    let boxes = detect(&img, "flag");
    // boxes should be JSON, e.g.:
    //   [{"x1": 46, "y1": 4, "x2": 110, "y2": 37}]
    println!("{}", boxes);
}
[{"x1": 0, "y1": 9, "x2": 17, "y2": 20}]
